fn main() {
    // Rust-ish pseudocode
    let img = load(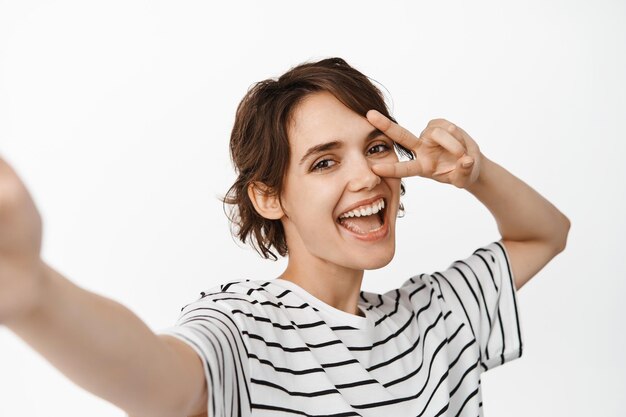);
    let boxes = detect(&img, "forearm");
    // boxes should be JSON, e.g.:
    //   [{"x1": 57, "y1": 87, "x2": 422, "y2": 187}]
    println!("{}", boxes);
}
[
  {"x1": 466, "y1": 155, "x2": 570, "y2": 248},
  {"x1": 5, "y1": 262, "x2": 191, "y2": 417}
]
